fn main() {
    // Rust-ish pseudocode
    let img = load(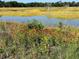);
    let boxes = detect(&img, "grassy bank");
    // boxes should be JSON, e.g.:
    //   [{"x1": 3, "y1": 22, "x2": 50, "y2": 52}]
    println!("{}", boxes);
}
[
  {"x1": 0, "y1": 7, "x2": 79, "y2": 19},
  {"x1": 0, "y1": 21, "x2": 79, "y2": 59}
]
